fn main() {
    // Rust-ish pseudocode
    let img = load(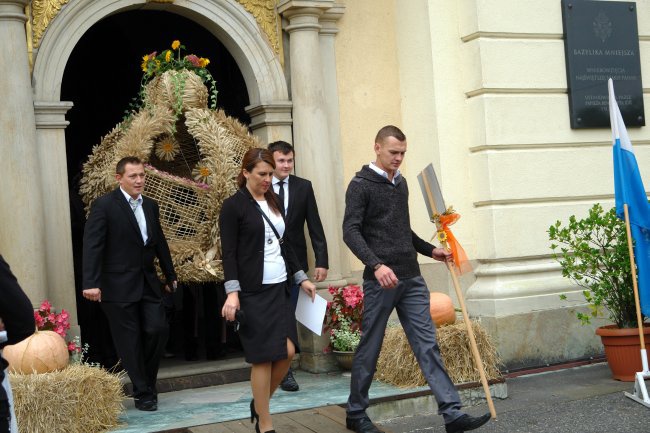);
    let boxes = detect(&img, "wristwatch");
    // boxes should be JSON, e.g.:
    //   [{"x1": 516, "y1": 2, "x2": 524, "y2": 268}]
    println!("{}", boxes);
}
[{"x1": 373, "y1": 263, "x2": 383, "y2": 271}]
